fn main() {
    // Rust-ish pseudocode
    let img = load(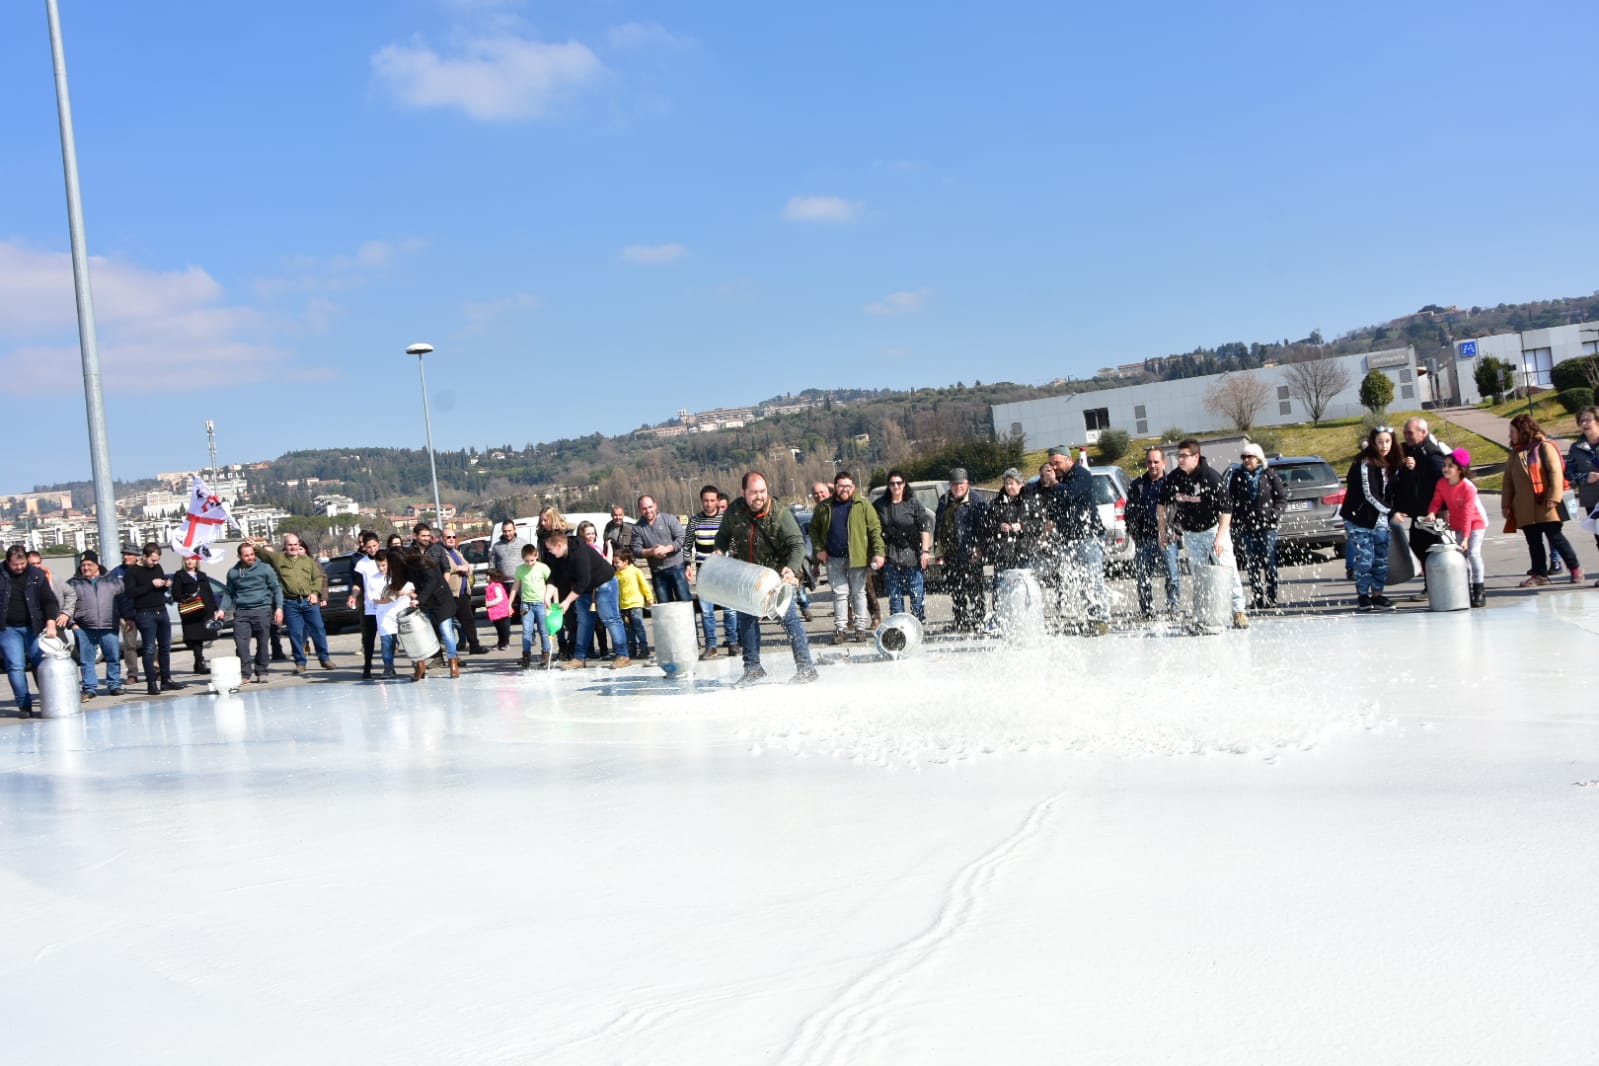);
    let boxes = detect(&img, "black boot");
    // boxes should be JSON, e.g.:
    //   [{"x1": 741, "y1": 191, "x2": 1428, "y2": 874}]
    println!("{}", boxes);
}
[{"x1": 1470, "y1": 582, "x2": 1486, "y2": 608}]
